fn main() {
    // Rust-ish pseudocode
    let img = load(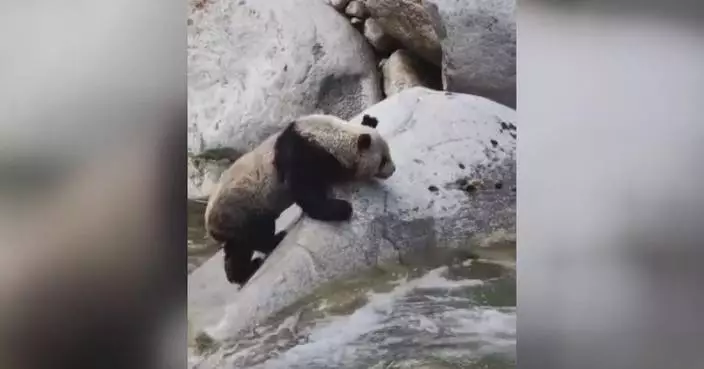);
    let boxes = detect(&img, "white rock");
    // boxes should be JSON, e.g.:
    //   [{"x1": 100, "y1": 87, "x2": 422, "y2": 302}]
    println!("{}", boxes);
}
[
  {"x1": 186, "y1": 155, "x2": 235, "y2": 200},
  {"x1": 363, "y1": 17, "x2": 395, "y2": 54},
  {"x1": 188, "y1": 0, "x2": 382, "y2": 199},
  {"x1": 363, "y1": 0, "x2": 443, "y2": 65},
  {"x1": 382, "y1": 49, "x2": 440, "y2": 96},
  {"x1": 189, "y1": 87, "x2": 517, "y2": 342},
  {"x1": 328, "y1": 0, "x2": 351, "y2": 11},
  {"x1": 425, "y1": 0, "x2": 516, "y2": 108},
  {"x1": 345, "y1": 0, "x2": 368, "y2": 18}
]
